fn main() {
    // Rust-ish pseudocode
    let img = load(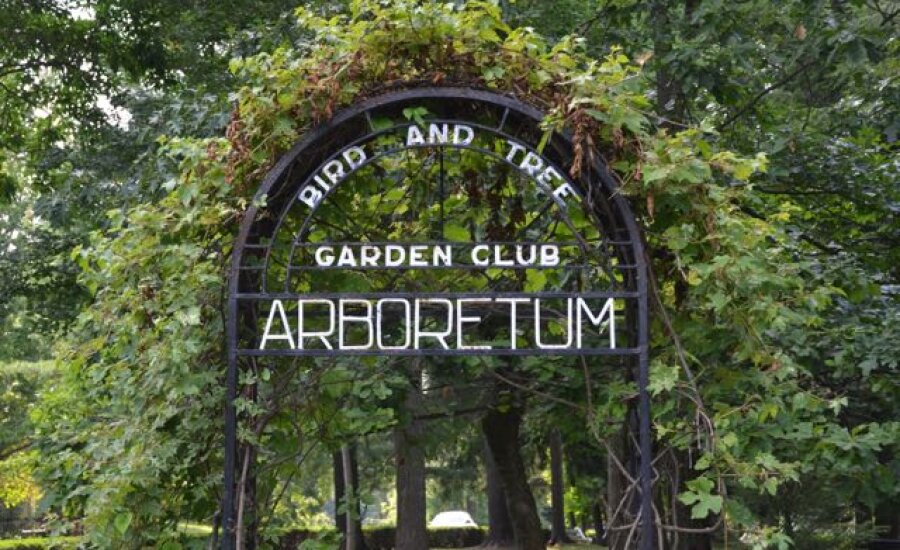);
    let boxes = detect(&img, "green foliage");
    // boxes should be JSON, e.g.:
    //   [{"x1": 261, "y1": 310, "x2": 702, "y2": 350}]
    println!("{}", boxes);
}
[
  {"x1": 1, "y1": 362, "x2": 54, "y2": 451},
  {"x1": 0, "y1": 0, "x2": 306, "y2": 362},
  {"x1": 23, "y1": 0, "x2": 898, "y2": 547},
  {"x1": 504, "y1": 0, "x2": 899, "y2": 544},
  {"x1": 0, "y1": 200, "x2": 87, "y2": 361},
  {"x1": 0, "y1": 361, "x2": 56, "y2": 508},
  {"x1": 0, "y1": 451, "x2": 40, "y2": 510},
  {"x1": 358, "y1": 526, "x2": 484, "y2": 550},
  {"x1": 277, "y1": 526, "x2": 487, "y2": 550},
  {"x1": 677, "y1": 476, "x2": 722, "y2": 520},
  {"x1": 33, "y1": 135, "x2": 233, "y2": 546},
  {"x1": 0, "y1": 0, "x2": 301, "y2": 161}
]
